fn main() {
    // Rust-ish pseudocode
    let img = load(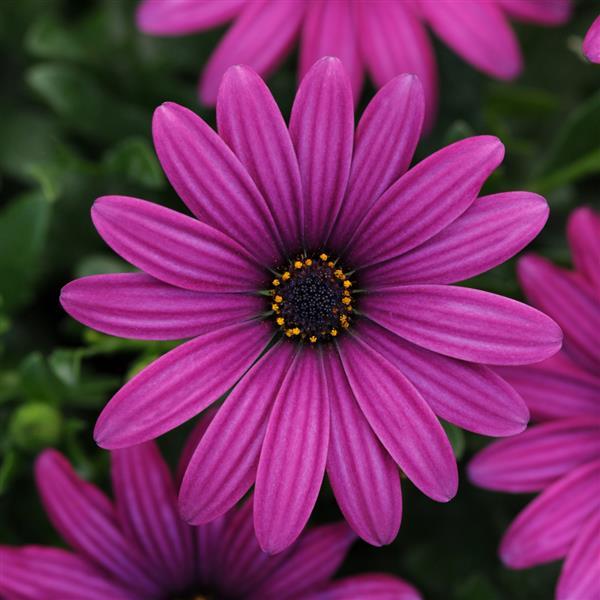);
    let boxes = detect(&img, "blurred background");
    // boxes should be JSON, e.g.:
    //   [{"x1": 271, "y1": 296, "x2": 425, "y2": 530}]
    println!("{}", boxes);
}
[{"x1": 0, "y1": 1, "x2": 598, "y2": 598}]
